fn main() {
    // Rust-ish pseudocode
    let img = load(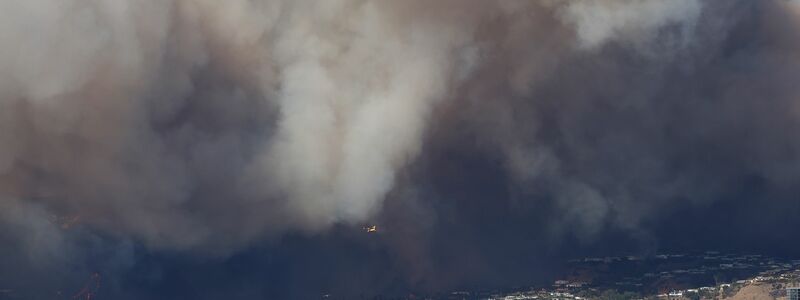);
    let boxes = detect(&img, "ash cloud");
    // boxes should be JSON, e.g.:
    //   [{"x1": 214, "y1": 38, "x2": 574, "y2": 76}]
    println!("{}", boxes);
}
[{"x1": 1, "y1": 0, "x2": 800, "y2": 298}]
